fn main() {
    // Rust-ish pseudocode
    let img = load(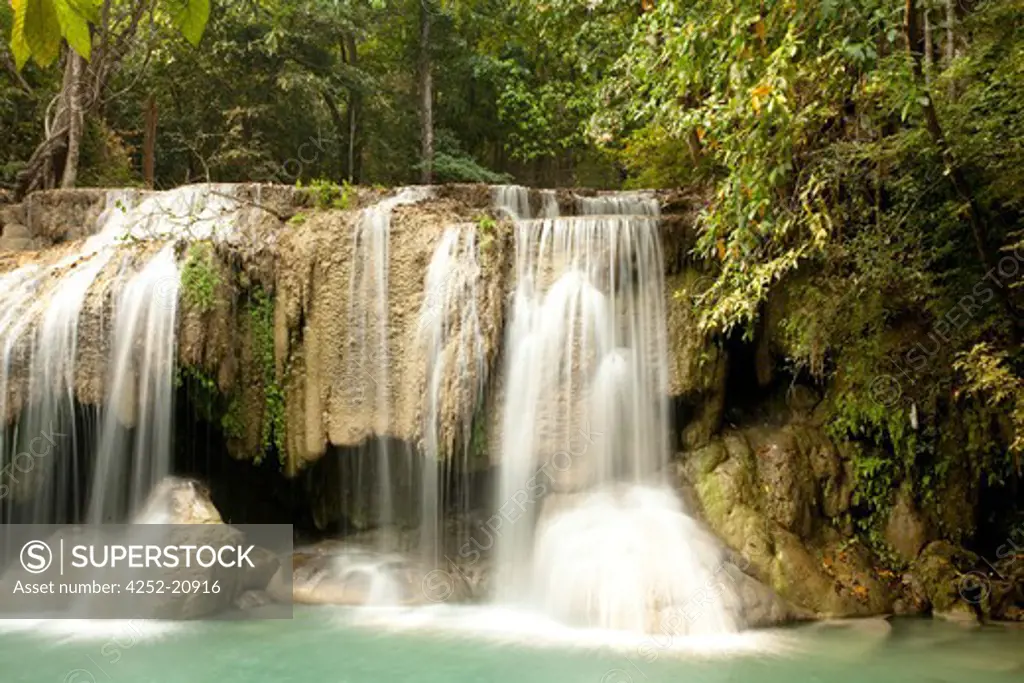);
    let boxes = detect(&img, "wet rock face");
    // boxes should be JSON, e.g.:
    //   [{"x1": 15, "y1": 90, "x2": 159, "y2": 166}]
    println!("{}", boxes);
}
[
  {"x1": 677, "y1": 421, "x2": 896, "y2": 618},
  {"x1": 16, "y1": 188, "x2": 110, "y2": 245},
  {"x1": 665, "y1": 270, "x2": 727, "y2": 450},
  {"x1": 0, "y1": 202, "x2": 37, "y2": 252},
  {"x1": 899, "y1": 539, "x2": 1024, "y2": 624},
  {"x1": 885, "y1": 483, "x2": 931, "y2": 564},
  {"x1": 748, "y1": 427, "x2": 818, "y2": 537},
  {"x1": 721, "y1": 562, "x2": 813, "y2": 628}
]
